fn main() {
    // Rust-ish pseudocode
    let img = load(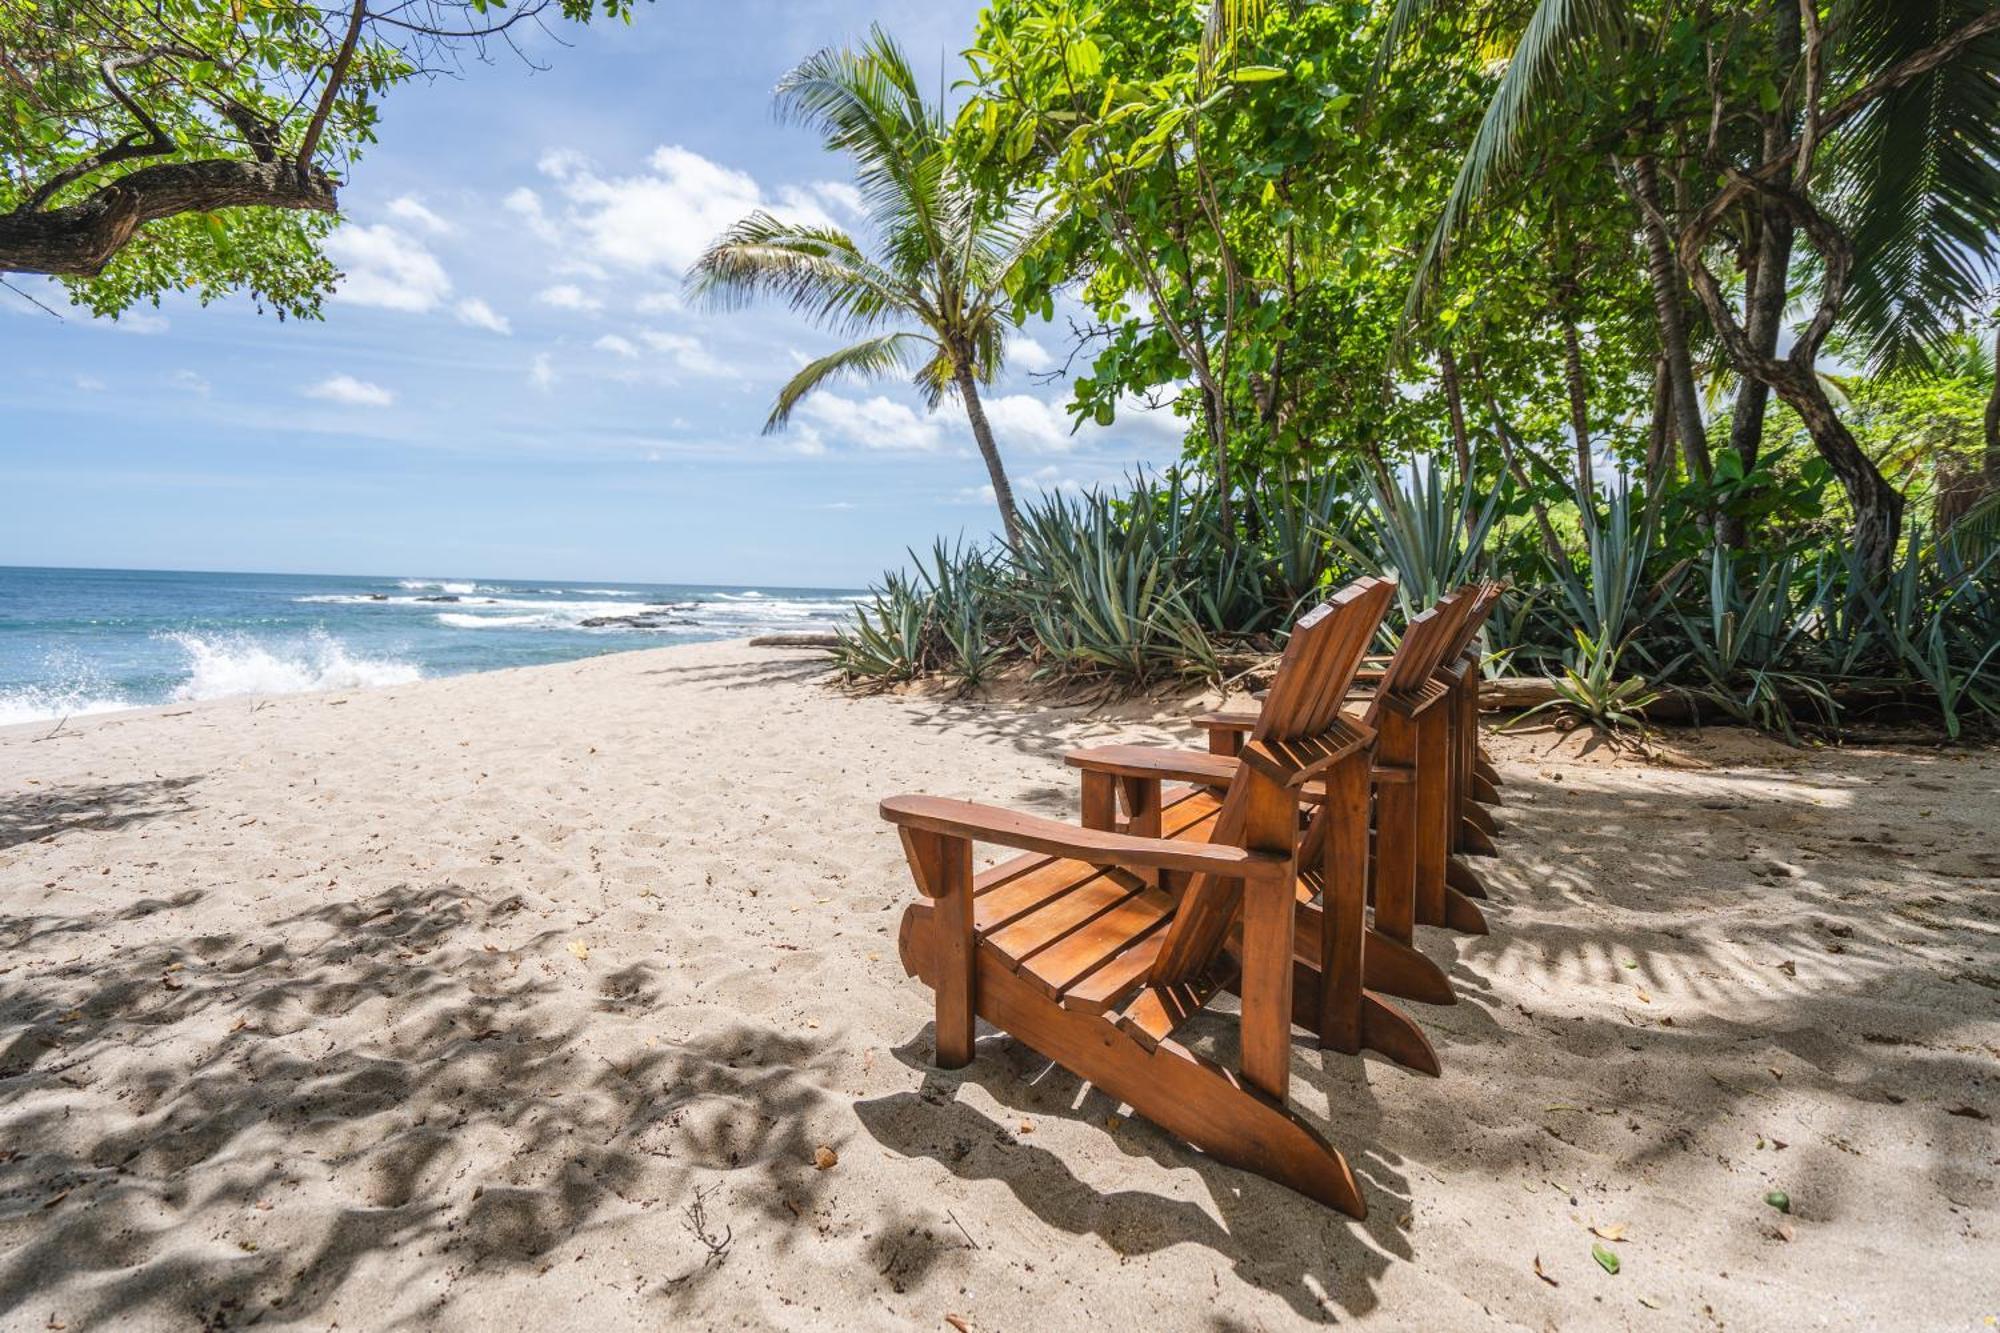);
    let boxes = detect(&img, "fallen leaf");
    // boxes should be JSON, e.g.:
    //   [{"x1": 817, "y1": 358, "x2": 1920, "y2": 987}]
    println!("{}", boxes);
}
[
  {"x1": 1777, "y1": 960, "x2": 1797, "y2": 977},
  {"x1": 1532, "y1": 1255, "x2": 1559, "y2": 1287},
  {"x1": 1635, "y1": 988, "x2": 1653, "y2": 1004},
  {"x1": 567, "y1": 940, "x2": 590, "y2": 961},
  {"x1": 1764, "y1": 1189, "x2": 1791, "y2": 1214},
  {"x1": 1773, "y1": 1221, "x2": 1795, "y2": 1243},
  {"x1": 1946, "y1": 1105, "x2": 1989, "y2": 1121},
  {"x1": 945, "y1": 1317, "x2": 970, "y2": 1332},
  {"x1": 1638, "y1": 1296, "x2": 1660, "y2": 1309},
  {"x1": 1592, "y1": 1243, "x2": 1620, "y2": 1275},
  {"x1": 1018, "y1": 1120, "x2": 1034, "y2": 1134},
  {"x1": 813, "y1": 1145, "x2": 838, "y2": 1170},
  {"x1": 1590, "y1": 1222, "x2": 1628, "y2": 1242}
]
